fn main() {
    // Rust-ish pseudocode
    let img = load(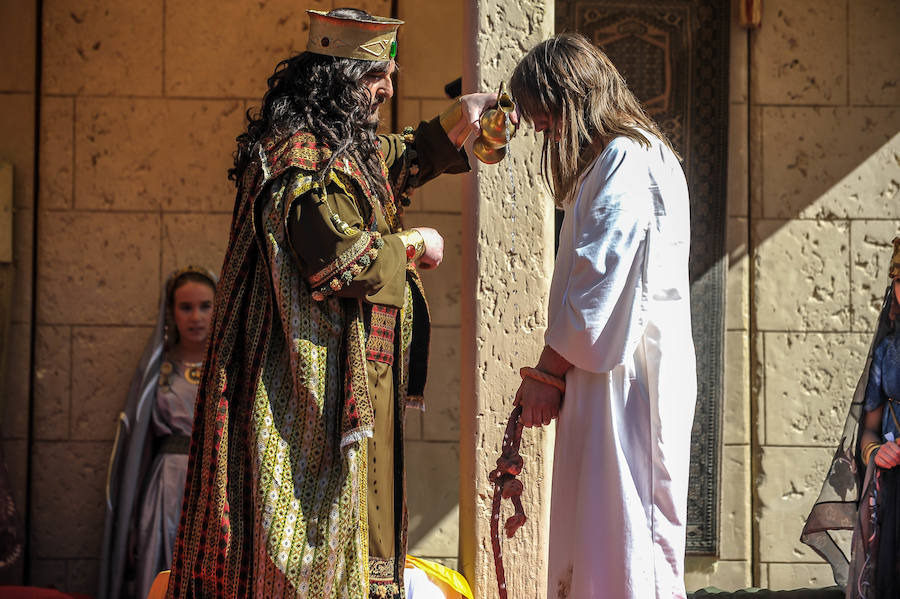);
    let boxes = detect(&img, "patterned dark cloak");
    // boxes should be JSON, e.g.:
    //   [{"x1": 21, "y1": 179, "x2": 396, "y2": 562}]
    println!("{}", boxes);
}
[{"x1": 166, "y1": 132, "x2": 430, "y2": 599}]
